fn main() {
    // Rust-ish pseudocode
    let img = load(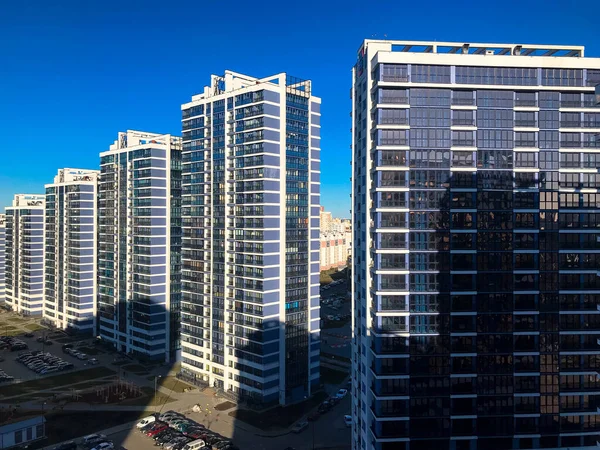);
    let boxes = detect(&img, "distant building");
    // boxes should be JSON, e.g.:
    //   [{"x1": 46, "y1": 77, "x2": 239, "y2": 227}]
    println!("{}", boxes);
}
[
  {"x1": 97, "y1": 130, "x2": 182, "y2": 361},
  {"x1": 319, "y1": 206, "x2": 332, "y2": 232},
  {"x1": 319, "y1": 230, "x2": 350, "y2": 271},
  {"x1": 5, "y1": 194, "x2": 45, "y2": 315},
  {"x1": 0, "y1": 415, "x2": 45, "y2": 449},
  {"x1": 0, "y1": 214, "x2": 5, "y2": 305},
  {"x1": 44, "y1": 168, "x2": 99, "y2": 333}
]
